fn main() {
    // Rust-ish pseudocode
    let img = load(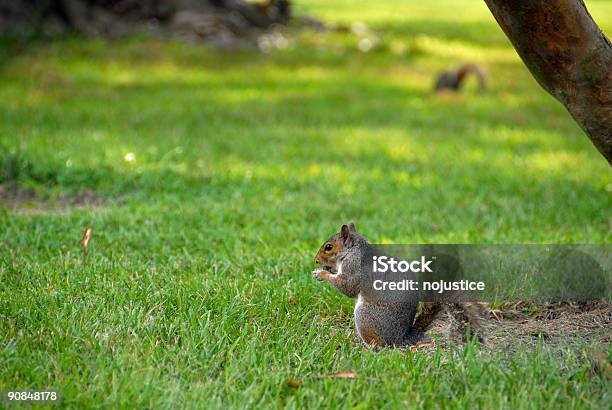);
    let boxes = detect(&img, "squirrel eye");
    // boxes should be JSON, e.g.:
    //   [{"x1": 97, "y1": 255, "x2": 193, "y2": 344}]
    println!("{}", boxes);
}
[{"x1": 324, "y1": 243, "x2": 333, "y2": 251}]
